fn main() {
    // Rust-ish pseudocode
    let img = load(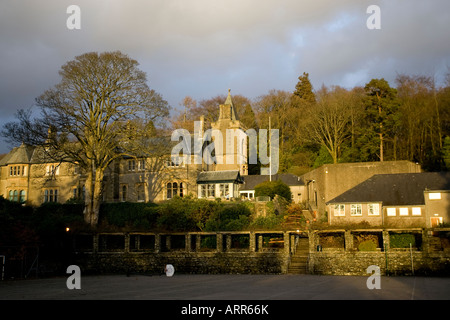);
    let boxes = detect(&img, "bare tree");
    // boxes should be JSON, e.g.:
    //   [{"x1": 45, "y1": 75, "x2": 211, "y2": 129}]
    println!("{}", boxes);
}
[
  {"x1": 2, "y1": 51, "x2": 170, "y2": 226},
  {"x1": 304, "y1": 86, "x2": 353, "y2": 164}
]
